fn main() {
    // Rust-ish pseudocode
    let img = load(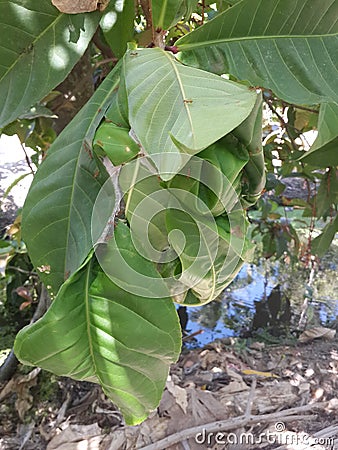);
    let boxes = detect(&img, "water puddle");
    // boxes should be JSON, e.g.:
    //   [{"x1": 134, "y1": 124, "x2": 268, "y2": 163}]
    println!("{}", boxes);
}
[{"x1": 183, "y1": 244, "x2": 338, "y2": 347}]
